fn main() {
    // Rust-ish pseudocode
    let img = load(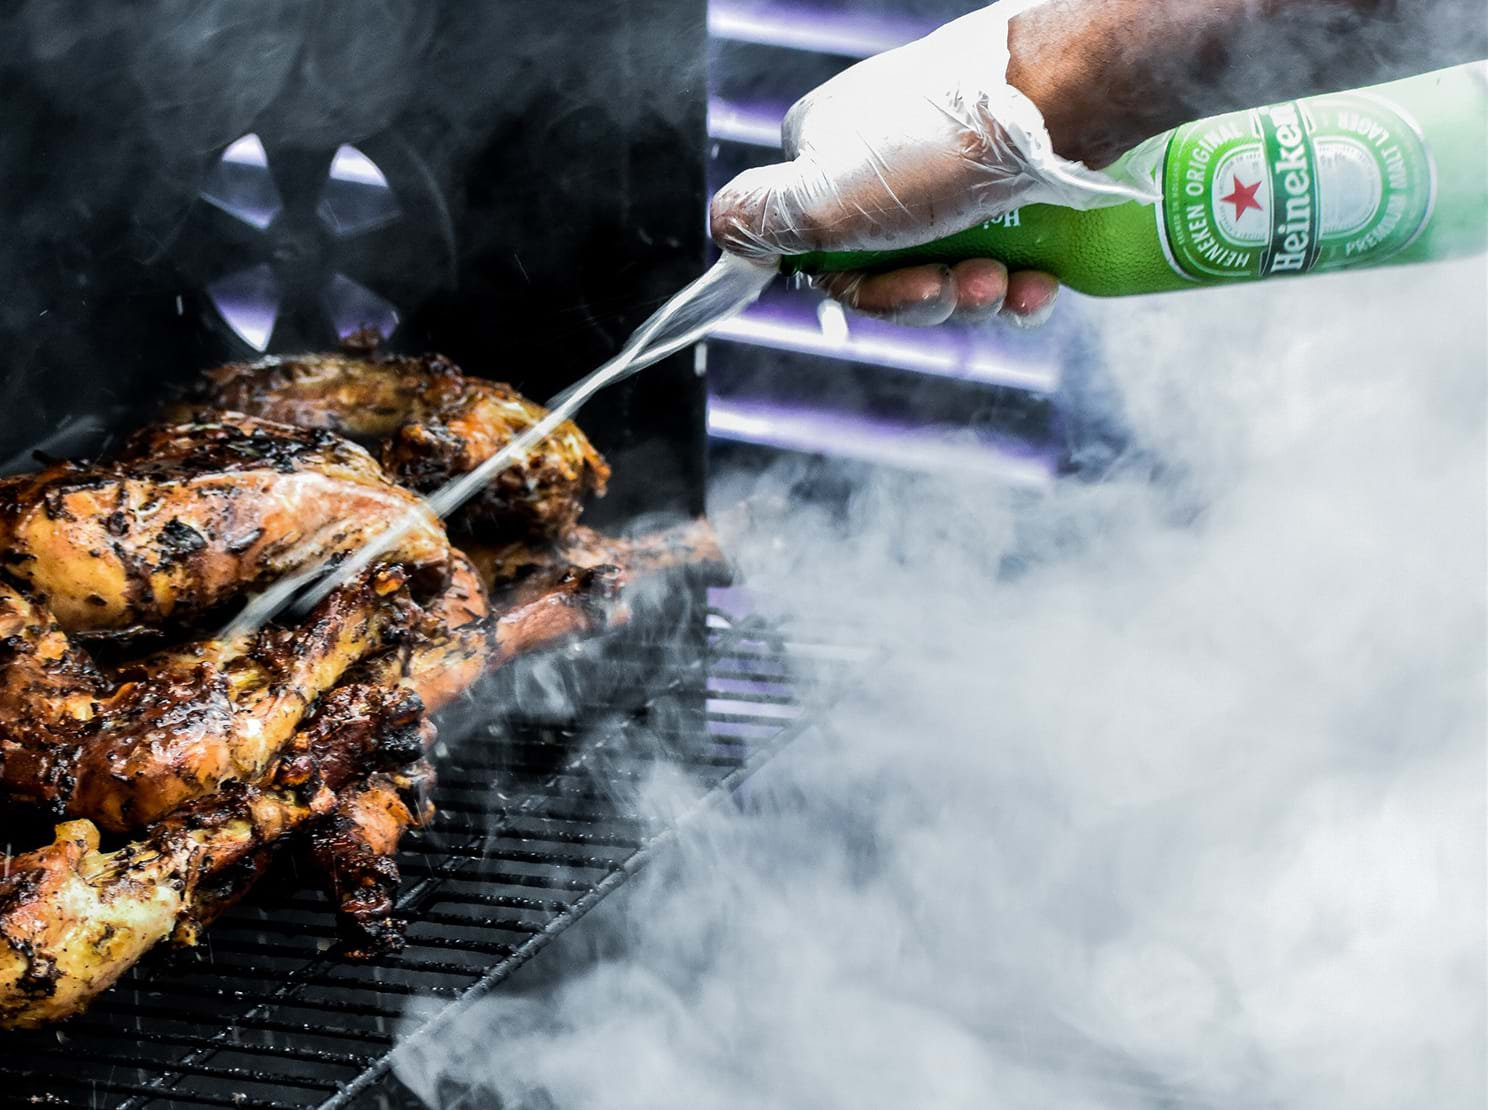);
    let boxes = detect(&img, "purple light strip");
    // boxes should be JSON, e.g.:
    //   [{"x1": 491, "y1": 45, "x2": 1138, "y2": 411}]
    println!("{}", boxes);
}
[
  {"x1": 707, "y1": 96, "x2": 785, "y2": 148},
  {"x1": 706, "y1": 587, "x2": 877, "y2": 666},
  {"x1": 710, "y1": 301, "x2": 1061, "y2": 393},
  {"x1": 709, "y1": 674, "x2": 790, "y2": 697},
  {"x1": 706, "y1": 695, "x2": 802, "y2": 719},
  {"x1": 708, "y1": 0, "x2": 930, "y2": 57},
  {"x1": 707, "y1": 397, "x2": 1056, "y2": 488}
]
